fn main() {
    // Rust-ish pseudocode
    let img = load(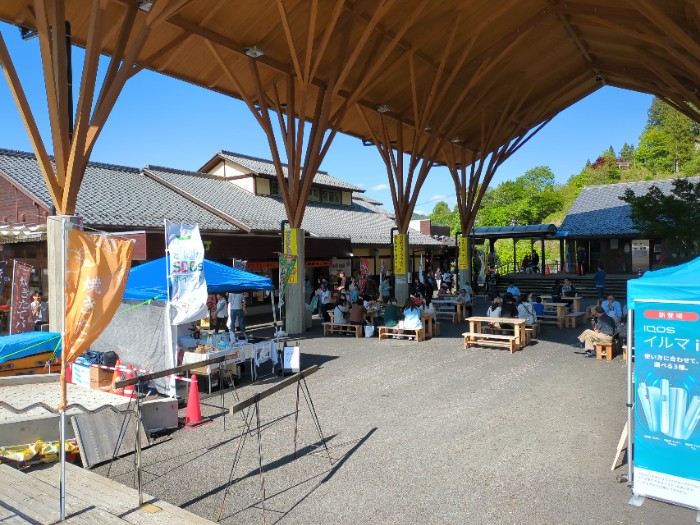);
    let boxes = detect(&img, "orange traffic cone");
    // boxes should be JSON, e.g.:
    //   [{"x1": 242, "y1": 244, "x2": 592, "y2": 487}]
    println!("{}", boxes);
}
[
  {"x1": 180, "y1": 374, "x2": 211, "y2": 429},
  {"x1": 122, "y1": 364, "x2": 138, "y2": 399},
  {"x1": 109, "y1": 359, "x2": 124, "y2": 395}
]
